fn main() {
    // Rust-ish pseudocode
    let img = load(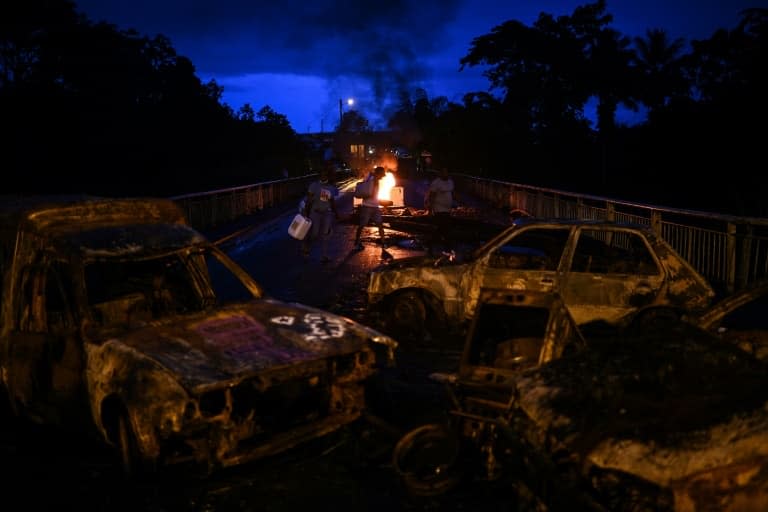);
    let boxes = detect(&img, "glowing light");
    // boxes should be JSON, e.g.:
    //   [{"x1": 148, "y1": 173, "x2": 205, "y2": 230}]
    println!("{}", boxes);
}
[{"x1": 378, "y1": 172, "x2": 396, "y2": 200}]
